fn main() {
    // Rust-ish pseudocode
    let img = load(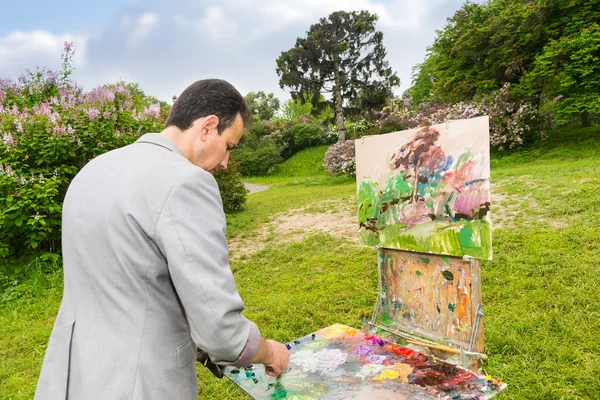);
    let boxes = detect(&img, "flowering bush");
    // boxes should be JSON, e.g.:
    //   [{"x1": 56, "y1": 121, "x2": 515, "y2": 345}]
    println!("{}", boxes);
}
[
  {"x1": 378, "y1": 84, "x2": 553, "y2": 150},
  {"x1": 344, "y1": 119, "x2": 377, "y2": 139},
  {"x1": 323, "y1": 140, "x2": 356, "y2": 177},
  {"x1": 0, "y1": 42, "x2": 165, "y2": 260}
]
